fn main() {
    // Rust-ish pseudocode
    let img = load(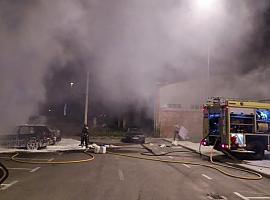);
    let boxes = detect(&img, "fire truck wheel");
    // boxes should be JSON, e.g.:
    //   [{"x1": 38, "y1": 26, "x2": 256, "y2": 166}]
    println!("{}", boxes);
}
[{"x1": 248, "y1": 141, "x2": 265, "y2": 160}]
